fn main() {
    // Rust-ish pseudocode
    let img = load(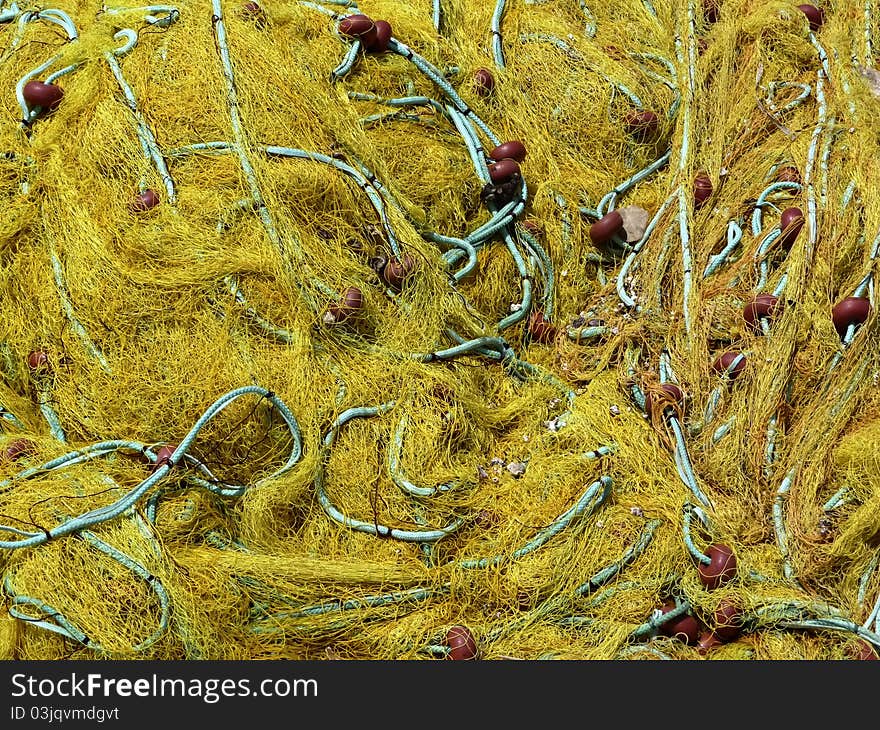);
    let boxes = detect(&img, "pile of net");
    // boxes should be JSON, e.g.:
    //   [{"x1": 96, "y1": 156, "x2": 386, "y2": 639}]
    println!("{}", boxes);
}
[{"x1": 1, "y1": 0, "x2": 879, "y2": 660}]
